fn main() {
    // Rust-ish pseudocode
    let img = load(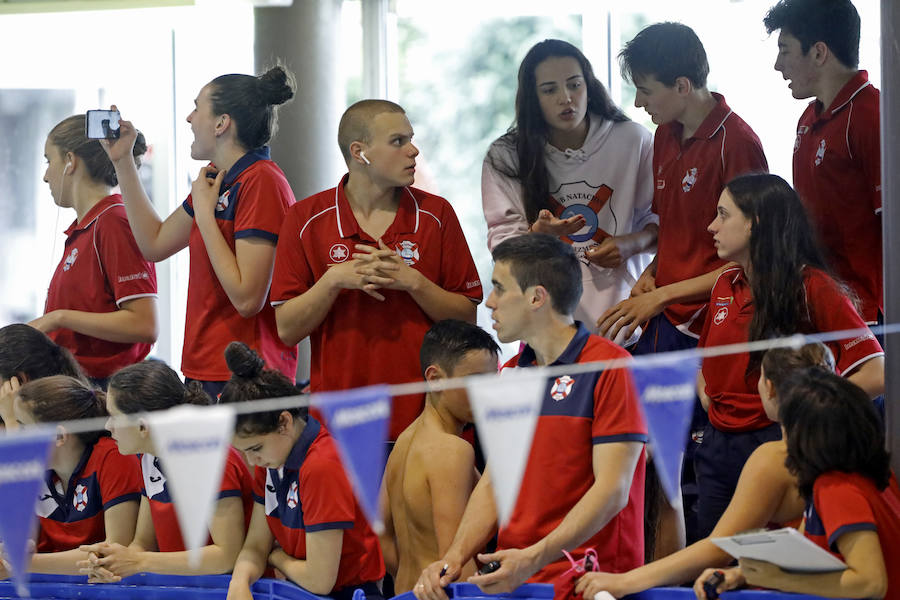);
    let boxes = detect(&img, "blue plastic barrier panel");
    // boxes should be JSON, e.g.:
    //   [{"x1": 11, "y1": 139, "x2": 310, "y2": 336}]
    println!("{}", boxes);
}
[
  {"x1": 393, "y1": 582, "x2": 554, "y2": 600},
  {"x1": 623, "y1": 587, "x2": 854, "y2": 600},
  {"x1": 0, "y1": 428, "x2": 55, "y2": 597},
  {"x1": 0, "y1": 573, "x2": 337, "y2": 600}
]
